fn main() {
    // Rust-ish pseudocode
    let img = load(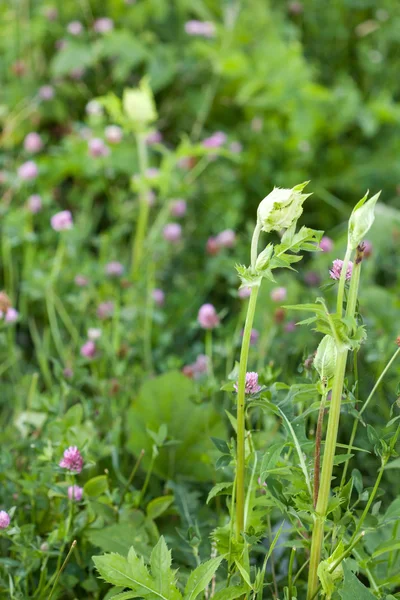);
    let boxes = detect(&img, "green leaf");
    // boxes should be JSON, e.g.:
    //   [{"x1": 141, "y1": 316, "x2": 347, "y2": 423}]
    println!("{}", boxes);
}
[
  {"x1": 149, "y1": 537, "x2": 180, "y2": 600},
  {"x1": 234, "y1": 560, "x2": 253, "y2": 590},
  {"x1": 147, "y1": 496, "x2": 174, "y2": 520},
  {"x1": 110, "y1": 593, "x2": 140, "y2": 600},
  {"x1": 211, "y1": 585, "x2": 248, "y2": 600},
  {"x1": 372, "y1": 540, "x2": 400, "y2": 558},
  {"x1": 84, "y1": 476, "x2": 108, "y2": 498},
  {"x1": 51, "y1": 42, "x2": 95, "y2": 77},
  {"x1": 184, "y1": 556, "x2": 224, "y2": 600},
  {"x1": 207, "y1": 482, "x2": 233, "y2": 504},
  {"x1": 93, "y1": 552, "x2": 148, "y2": 590},
  {"x1": 87, "y1": 515, "x2": 151, "y2": 557},
  {"x1": 338, "y1": 561, "x2": 376, "y2": 600}
]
